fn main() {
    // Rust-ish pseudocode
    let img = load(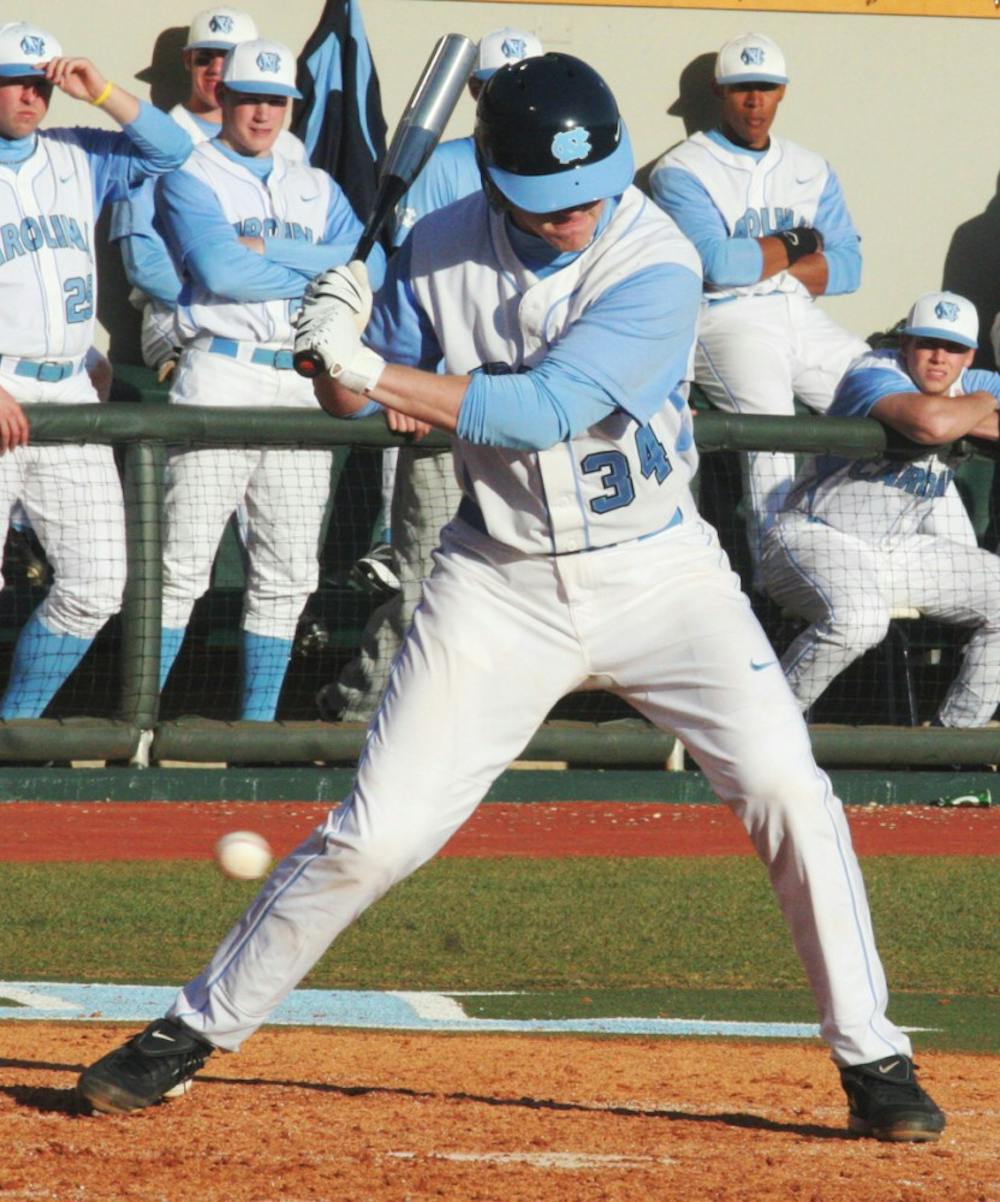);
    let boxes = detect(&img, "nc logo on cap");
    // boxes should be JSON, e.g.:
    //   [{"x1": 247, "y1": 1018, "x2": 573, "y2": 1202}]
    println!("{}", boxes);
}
[
  {"x1": 209, "y1": 15, "x2": 235, "y2": 34},
  {"x1": 256, "y1": 51, "x2": 281, "y2": 74},
  {"x1": 20, "y1": 34, "x2": 45, "y2": 57},
  {"x1": 741, "y1": 46, "x2": 766, "y2": 66},
  {"x1": 934, "y1": 301, "x2": 960, "y2": 322},
  {"x1": 501, "y1": 36, "x2": 527, "y2": 60},
  {"x1": 552, "y1": 127, "x2": 591, "y2": 165}
]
